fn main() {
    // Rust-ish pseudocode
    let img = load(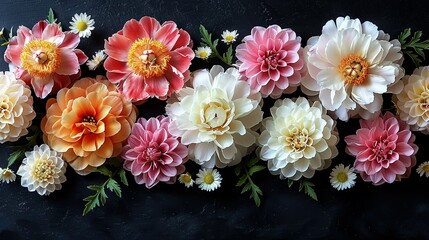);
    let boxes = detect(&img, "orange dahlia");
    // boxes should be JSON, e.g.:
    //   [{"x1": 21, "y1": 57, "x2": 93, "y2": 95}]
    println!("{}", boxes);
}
[{"x1": 41, "y1": 76, "x2": 137, "y2": 175}]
